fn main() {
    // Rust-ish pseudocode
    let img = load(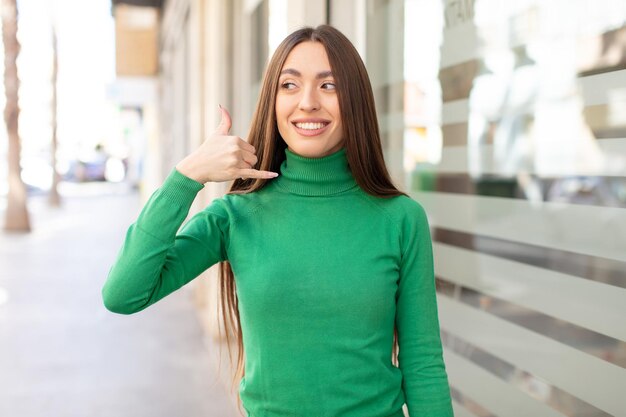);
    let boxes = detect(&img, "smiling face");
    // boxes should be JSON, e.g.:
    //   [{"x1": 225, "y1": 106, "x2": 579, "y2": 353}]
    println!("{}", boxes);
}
[{"x1": 275, "y1": 41, "x2": 344, "y2": 158}]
